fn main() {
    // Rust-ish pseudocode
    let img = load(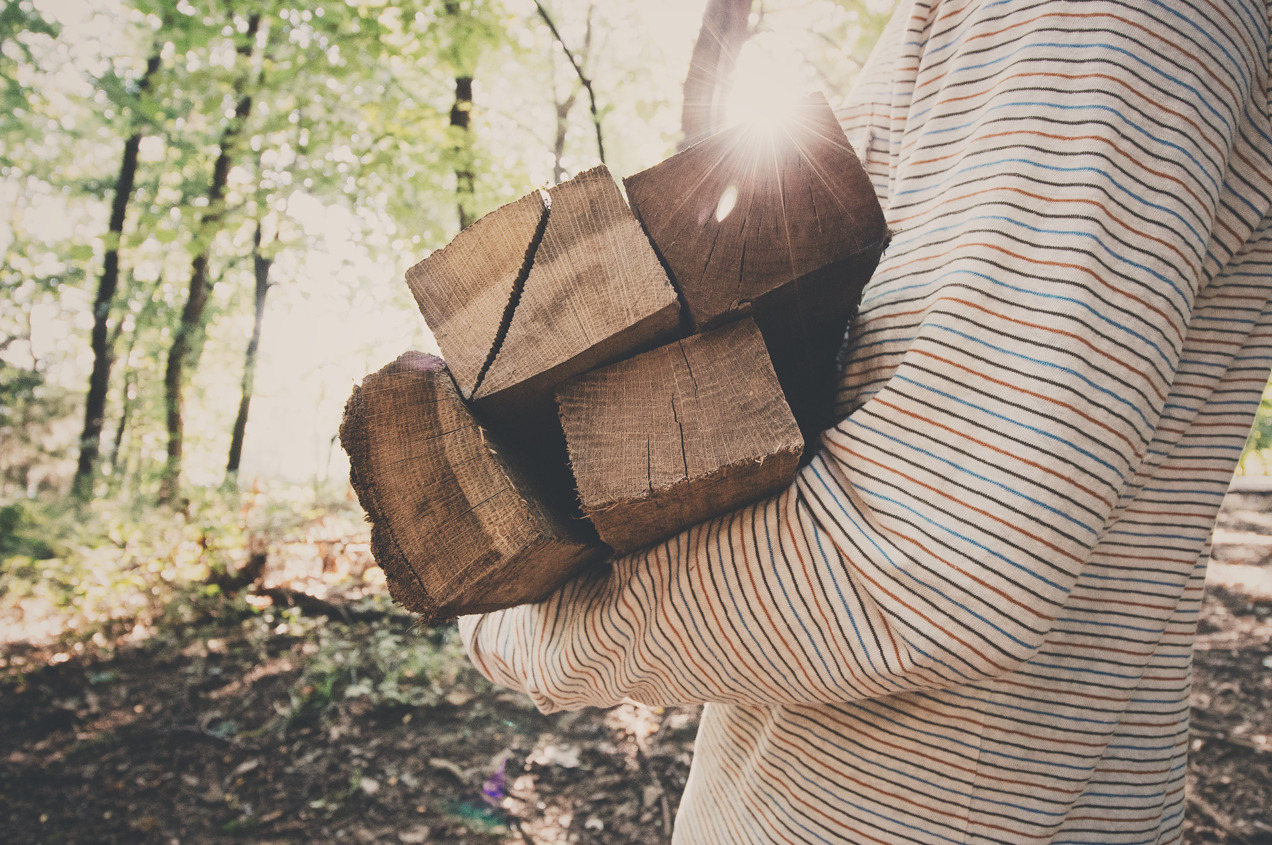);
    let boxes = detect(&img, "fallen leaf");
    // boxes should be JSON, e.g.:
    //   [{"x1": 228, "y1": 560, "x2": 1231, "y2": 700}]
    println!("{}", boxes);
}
[
  {"x1": 233, "y1": 758, "x2": 261, "y2": 777},
  {"x1": 444, "y1": 686, "x2": 474, "y2": 707}
]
